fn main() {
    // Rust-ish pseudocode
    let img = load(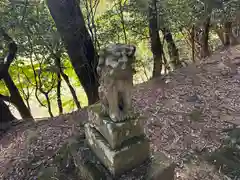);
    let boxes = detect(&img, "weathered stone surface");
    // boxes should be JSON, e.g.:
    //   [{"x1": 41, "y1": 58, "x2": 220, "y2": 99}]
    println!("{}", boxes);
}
[
  {"x1": 48, "y1": 134, "x2": 175, "y2": 180},
  {"x1": 96, "y1": 44, "x2": 136, "y2": 122},
  {"x1": 85, "y1": 123, "x2": 150, "y2": 176},
  {"x1": 146, "y1": 152, "x2": 176, "y2": 180},
  {"x1": 88, "y1": 104, "x2": 144, "y2": 149}
]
